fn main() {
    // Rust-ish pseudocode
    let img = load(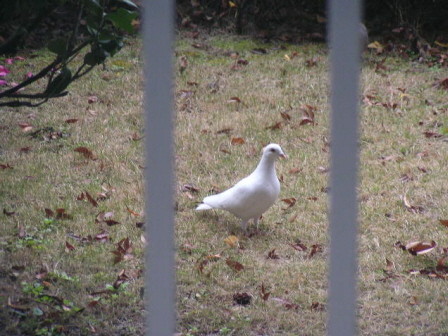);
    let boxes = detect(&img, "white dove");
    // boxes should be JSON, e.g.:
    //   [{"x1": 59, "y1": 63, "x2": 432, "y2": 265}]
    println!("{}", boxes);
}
[{"x1": 196, "y1": 143, "x2": 286, "y2": 231}]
